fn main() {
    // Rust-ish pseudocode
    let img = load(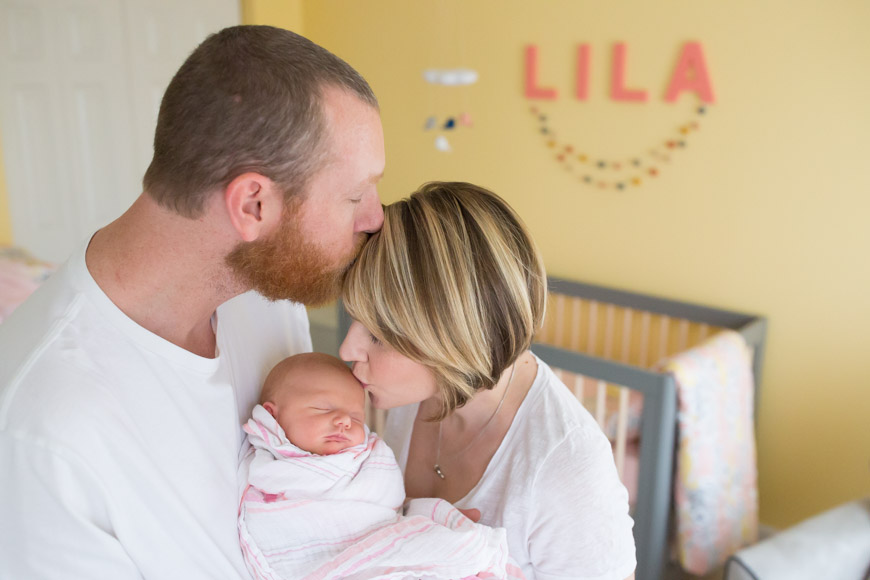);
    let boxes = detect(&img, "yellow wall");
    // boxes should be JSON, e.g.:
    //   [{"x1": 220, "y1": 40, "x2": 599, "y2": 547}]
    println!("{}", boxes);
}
[
  {"x1": 0, "y1": 0, "x2": 865, "y2": 528},
  {"x1": 241, "y1": 0, "x2": 303, "y2": 30},
  {"x1": 298, "y1": 0, "x2": 870, "y2": 528}
]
